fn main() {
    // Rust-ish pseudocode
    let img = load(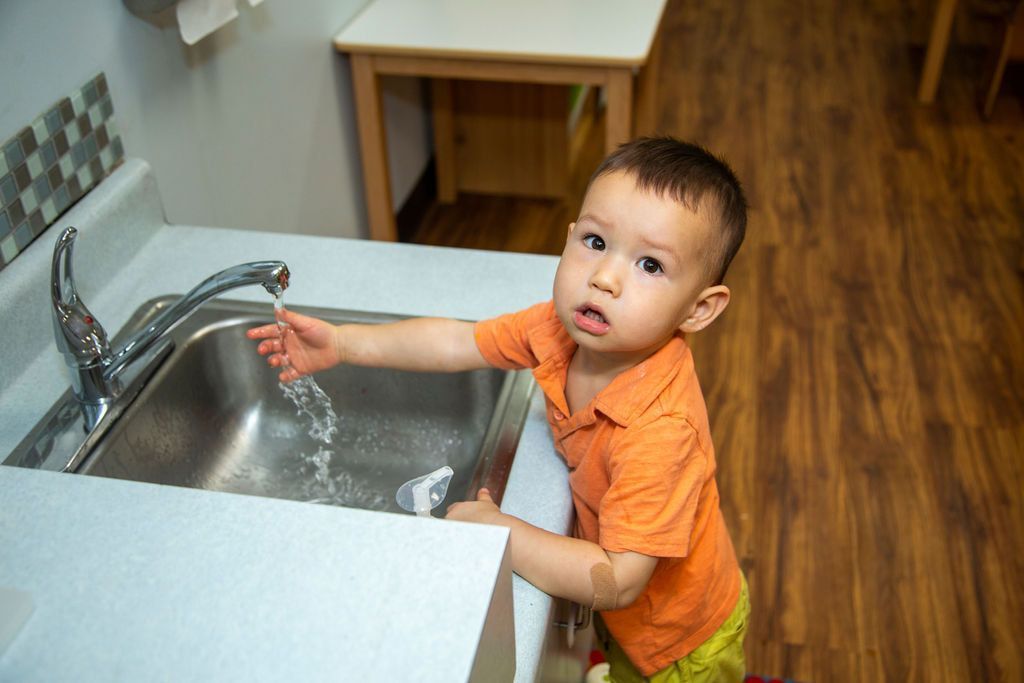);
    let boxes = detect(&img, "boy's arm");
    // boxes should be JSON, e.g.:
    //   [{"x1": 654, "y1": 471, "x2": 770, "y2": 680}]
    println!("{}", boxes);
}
[
  {"x1": 447, "y1": 490, "x2": 658, "y2": 609},
  {"x1": 339, "y1": 317, "x2": 489, "y2": 372},
  {"x1": 249, "y1": 309, "x2": 490, "y2": 380}
]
